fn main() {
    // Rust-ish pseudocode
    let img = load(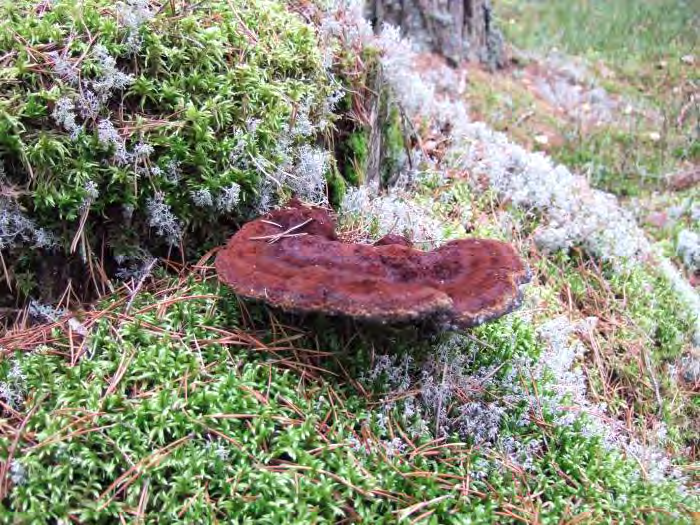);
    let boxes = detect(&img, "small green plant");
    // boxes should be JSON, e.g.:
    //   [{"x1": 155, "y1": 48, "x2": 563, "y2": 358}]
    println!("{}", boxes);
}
[{"x1": 380, "y1": 102, "x2": 406, "y2": 186}]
